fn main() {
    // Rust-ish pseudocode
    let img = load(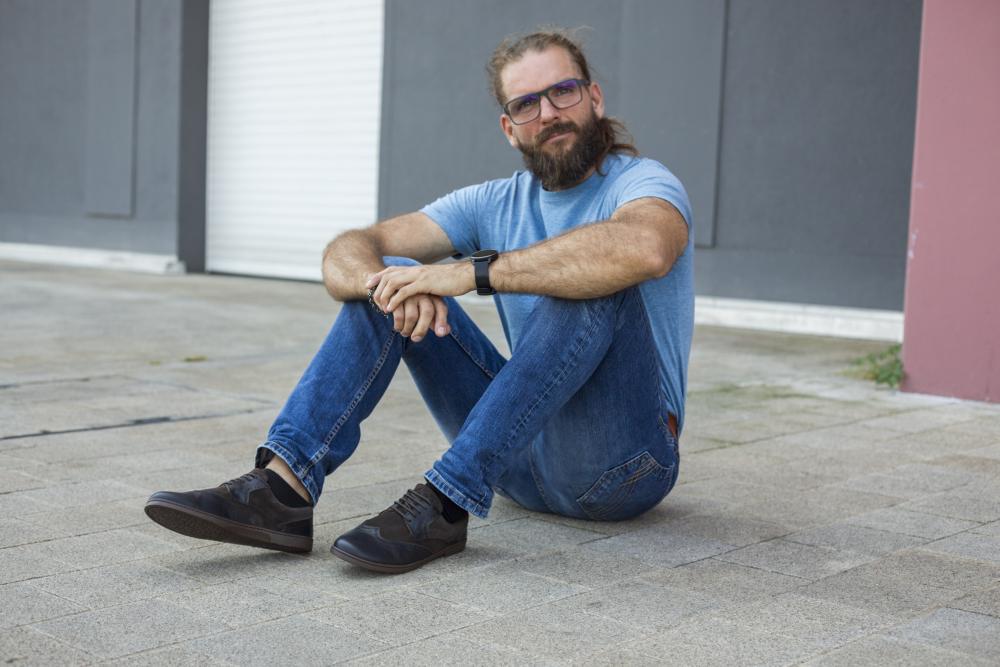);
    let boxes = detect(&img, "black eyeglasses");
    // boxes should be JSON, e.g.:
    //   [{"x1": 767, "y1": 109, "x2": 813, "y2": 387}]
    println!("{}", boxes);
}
[{"x1": 502, "y1": 78, "x2": 591, "y2": 125}]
